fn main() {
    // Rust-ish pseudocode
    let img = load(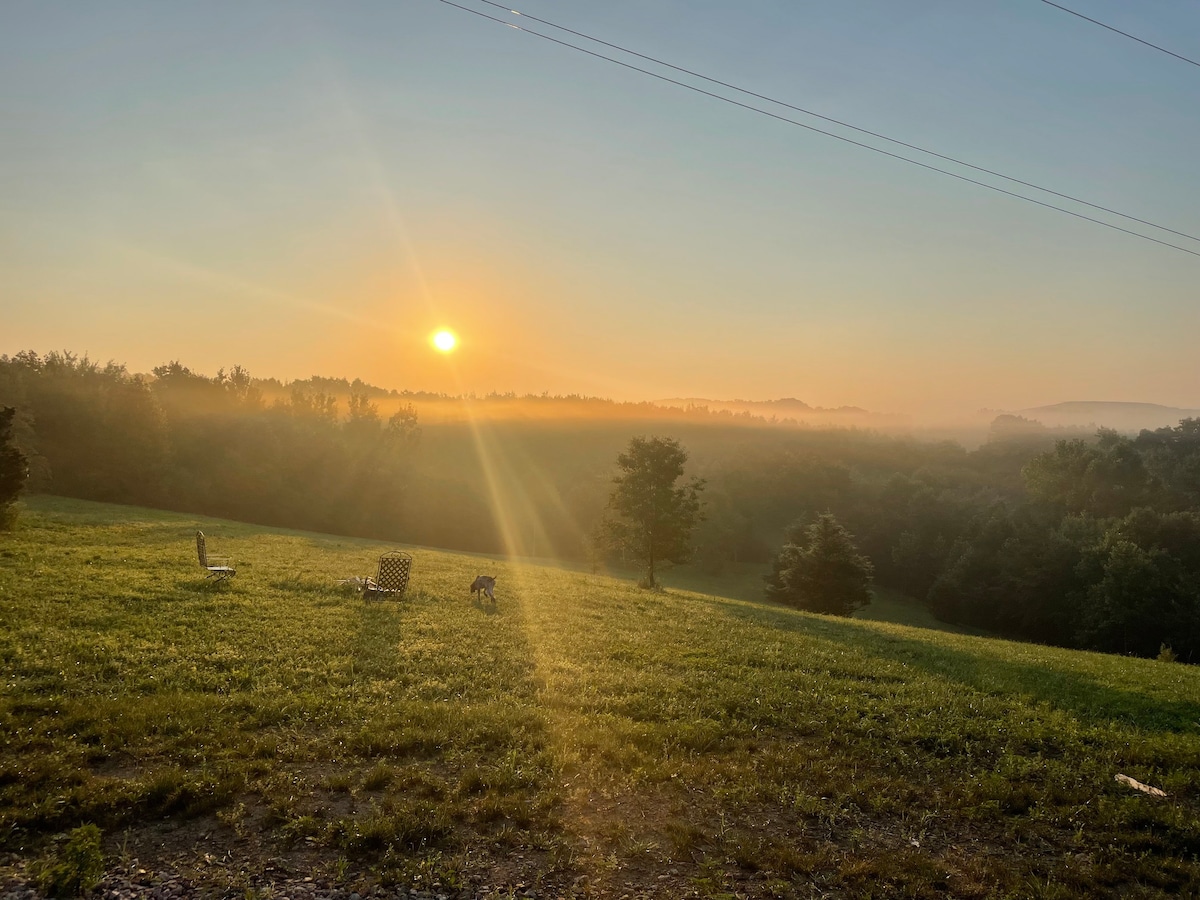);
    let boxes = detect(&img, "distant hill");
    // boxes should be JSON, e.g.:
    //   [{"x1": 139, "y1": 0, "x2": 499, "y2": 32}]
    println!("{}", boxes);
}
[{"x1": 1018, "y1": 401, "x2": 1200, "y2": 433}]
